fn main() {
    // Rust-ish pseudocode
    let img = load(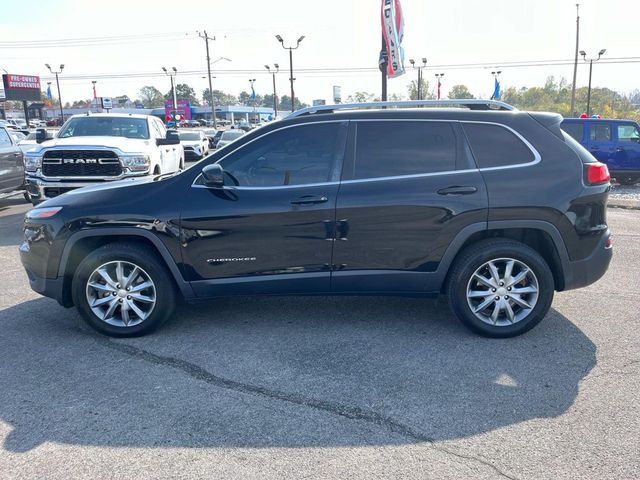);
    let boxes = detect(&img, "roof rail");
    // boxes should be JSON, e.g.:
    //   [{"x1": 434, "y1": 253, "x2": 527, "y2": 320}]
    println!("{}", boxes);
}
[{"x1": 288, "y1": 99, "x2": 517, "y2": 118}]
